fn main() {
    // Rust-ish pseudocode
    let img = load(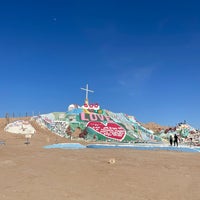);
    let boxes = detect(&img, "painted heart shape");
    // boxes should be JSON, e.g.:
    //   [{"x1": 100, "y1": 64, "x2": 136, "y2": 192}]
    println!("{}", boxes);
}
[{"x1": 87, "y1": 121, "x2": 126, "y2": 141}]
